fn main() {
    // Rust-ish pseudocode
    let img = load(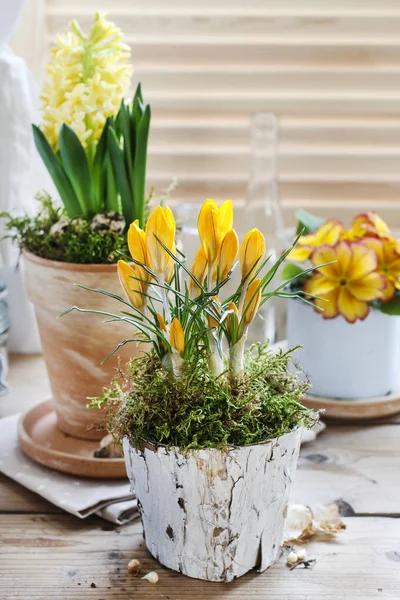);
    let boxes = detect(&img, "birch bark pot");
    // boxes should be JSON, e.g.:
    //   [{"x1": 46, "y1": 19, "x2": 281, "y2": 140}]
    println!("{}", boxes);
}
[
  {"x1": 287, "y1": 299, "x2": 400, "y2": 399},
  {"x1": 24, "y1": 252, "x2": 139, "y2": 441},
  {"x1": 123, "y1": 428, "x2": 301, "y2": 582}
]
